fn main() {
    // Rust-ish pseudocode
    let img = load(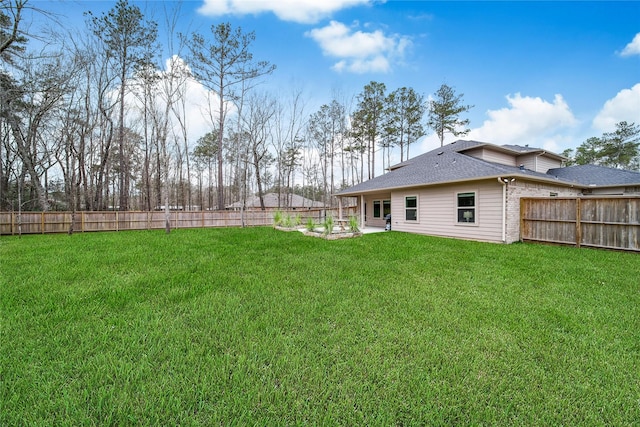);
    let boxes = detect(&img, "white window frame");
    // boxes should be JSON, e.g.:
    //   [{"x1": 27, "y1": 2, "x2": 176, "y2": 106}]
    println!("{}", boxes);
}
[
  {"x1": 405, "y1": 195, "x2": 418, "y2": 222},
  {"x1": 456, "y1": 191, "x2": 477, "y2": 225}
]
